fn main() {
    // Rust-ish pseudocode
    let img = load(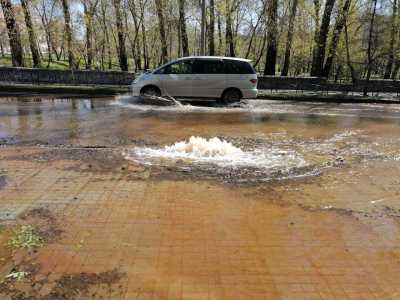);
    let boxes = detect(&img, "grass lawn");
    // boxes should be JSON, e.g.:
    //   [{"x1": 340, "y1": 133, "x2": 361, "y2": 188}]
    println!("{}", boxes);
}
[
  {"x1": 0, "y1": 54, "x2": 70, "y2": 69},
  {"x1": 0, "y1": 54, "x2": 134, "y2": 71}
]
